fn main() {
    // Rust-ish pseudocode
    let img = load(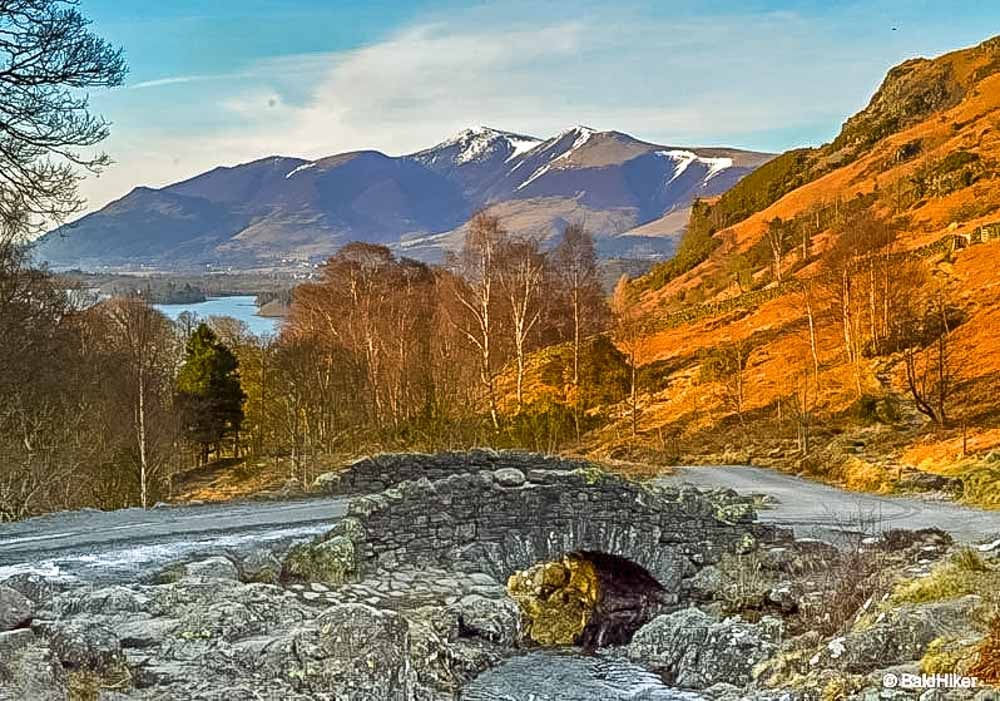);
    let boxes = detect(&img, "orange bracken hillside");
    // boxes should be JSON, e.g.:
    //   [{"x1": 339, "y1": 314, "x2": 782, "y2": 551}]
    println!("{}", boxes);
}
[{"x1": 590, "y1": 35, "x2": 1000, "y2": 496}]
